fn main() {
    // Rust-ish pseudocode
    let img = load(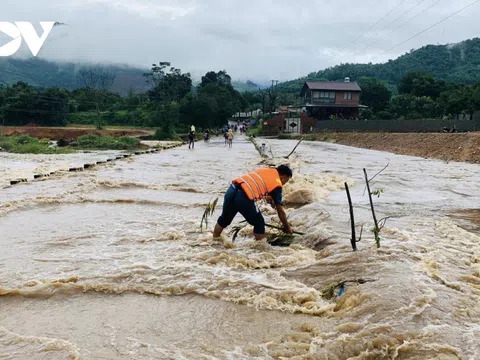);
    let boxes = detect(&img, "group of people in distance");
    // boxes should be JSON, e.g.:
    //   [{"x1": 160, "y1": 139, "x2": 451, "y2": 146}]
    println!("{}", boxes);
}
[{"x1": 188, "y1": 125, "x2": 235, "y2": 149}]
